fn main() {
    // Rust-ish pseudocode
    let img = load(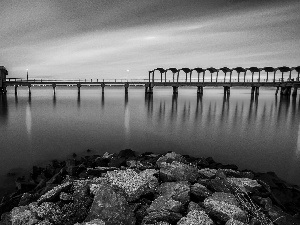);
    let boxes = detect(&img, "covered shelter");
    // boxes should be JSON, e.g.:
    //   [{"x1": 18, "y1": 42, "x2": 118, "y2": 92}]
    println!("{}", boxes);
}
[
  {"x1": 0, "y1": 66, "x2": 8, "y2": 94},
  {"x1": 233, "y1": 67, "x2": 247, "y2": 82},
  {"x1": 263, "y1": 67, "x2": 277, "y2": 82},
  {"x1": 167, "y1": 68, "x2": 179, "y2": 82},
  {"x1": 206, "y1": 67, "x2": 219, "y2": 82},
  {"x1": 277, "y1": 66, "x2": 292, "y2": 81},
  {"x1": 193, "y1": 67, "x2": 206, "y2": 82},
  {"x1": 219, "y1": 67, "x2": 233, "y2": 82},
  {"x1": 248, "y1": 67, "x2": 262, "y2": 82}
]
